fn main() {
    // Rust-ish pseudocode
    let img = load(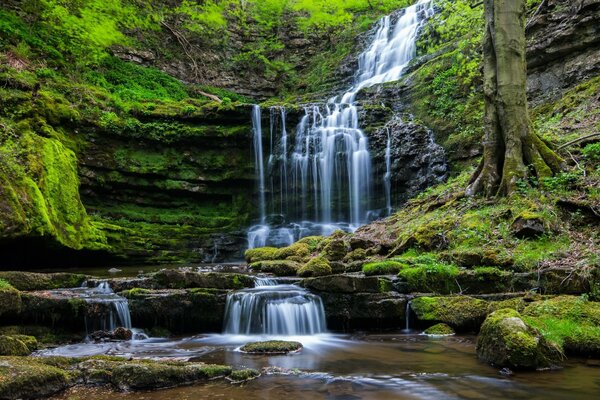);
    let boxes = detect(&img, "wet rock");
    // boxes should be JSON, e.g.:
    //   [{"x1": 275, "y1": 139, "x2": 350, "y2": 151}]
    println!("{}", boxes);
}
[
  {"x1": 240, "y1": 340, "x2": 302, "y2": 354},
  {"x1": 151, "y1": 270, "x2": 254, "y2": 289},
  {"x1": 511, "y1": 215, "x2": 546, "y2": 238},
  {"x1": 250, "y1": 260, "x2": 300, "y2": 276},
  {"x1": 227, "y1": 368, "x2": 261, "y2": 383},
  {"x1": 0, "y1": 283, "x2": 21, "y2": 317},
  {"x1": 126, "y1": 289, "x2": 227, "y2": 334},
  {"x1": 410, "y1": 296, "x2": 489, "y2": 332},
  {"x1": 89, "y1": 327, "x2": 133, "y2": 342},
  {"x1": 0, "y1": 271, "x2": 88, "y2": 291},
  {"x1": 301, "y1": 274, "x2": 389, "y2": 294},
  {"x1": 0, "y1": 335, "x2": 31, "y2": 356},
  {"x1": 318, "y1": 291, "x2": 408, "y2": 331},
  {"x1": 298, "y1": 257, "x2": 332, "y2": 277},
  {"x1": 0, "y1": 356, "x2": 71, "y2": 399},
  {"x1": 423, "y1": 323, "x2": 455, "y2": 335},
  {"x1": 476, "y1": 309, "x2": 562, "y2": 370}
]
